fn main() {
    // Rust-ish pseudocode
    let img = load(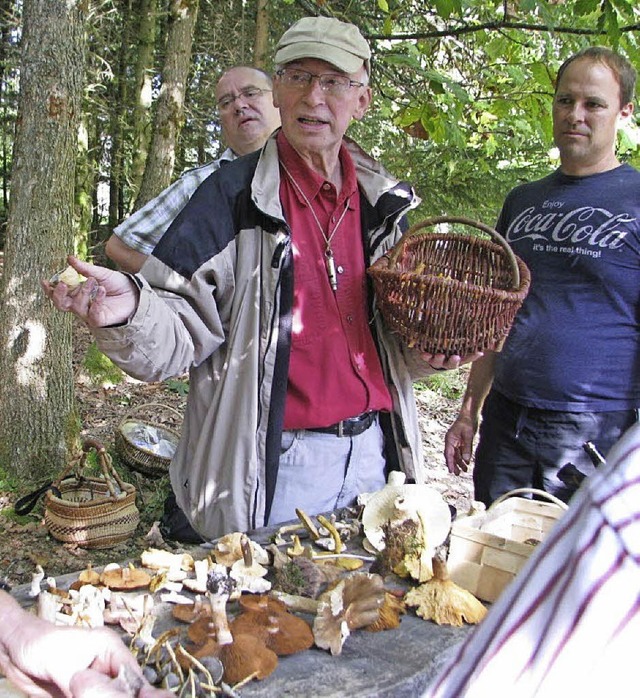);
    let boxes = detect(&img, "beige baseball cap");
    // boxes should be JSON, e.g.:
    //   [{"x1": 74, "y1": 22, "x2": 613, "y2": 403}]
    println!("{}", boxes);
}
[{"x1": 274, "y1": 16, "x2": 371, "y2": 75}]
